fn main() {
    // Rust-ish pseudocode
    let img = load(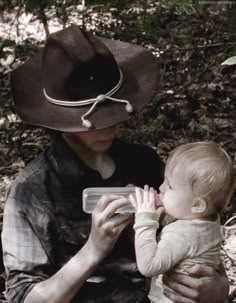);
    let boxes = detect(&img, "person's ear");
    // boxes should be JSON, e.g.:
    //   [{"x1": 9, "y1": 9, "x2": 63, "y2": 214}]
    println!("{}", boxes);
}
[{"x1": 191, "y1": 197, "x2": 206, "y2": 214}]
